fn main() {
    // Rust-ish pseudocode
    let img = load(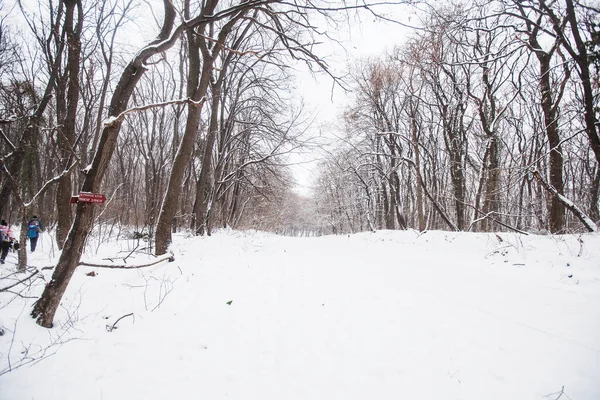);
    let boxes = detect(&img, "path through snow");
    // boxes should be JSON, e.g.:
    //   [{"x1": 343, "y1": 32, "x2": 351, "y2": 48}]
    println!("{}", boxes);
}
[{"x1": 0, "y1": 230, "x2": 599, "y2": 399}]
